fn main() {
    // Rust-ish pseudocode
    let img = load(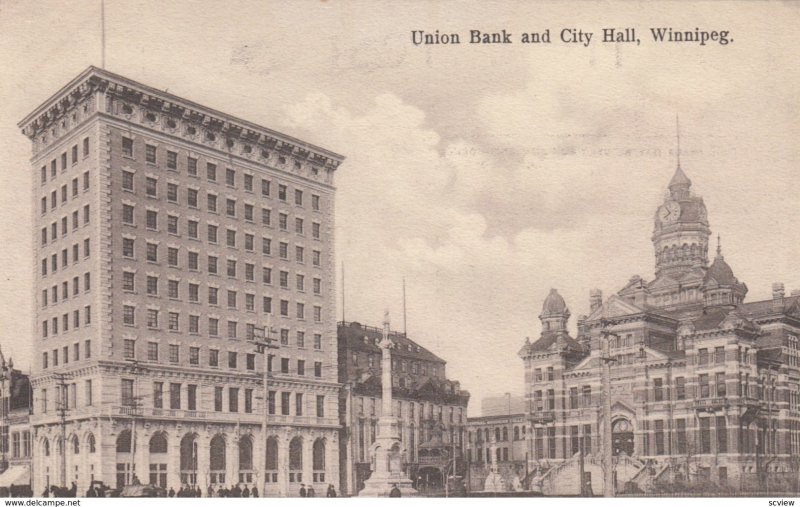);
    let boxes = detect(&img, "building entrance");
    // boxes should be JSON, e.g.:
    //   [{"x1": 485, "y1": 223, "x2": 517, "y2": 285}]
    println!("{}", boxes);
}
[{"x1": 612, "y1": 419, "x2": 634, "y2": 456}]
